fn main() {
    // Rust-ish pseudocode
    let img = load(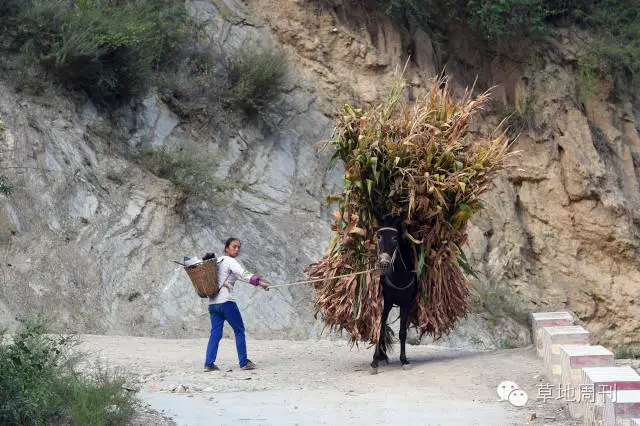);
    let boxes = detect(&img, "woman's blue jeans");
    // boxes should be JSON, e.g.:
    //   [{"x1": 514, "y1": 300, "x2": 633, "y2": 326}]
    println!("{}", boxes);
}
[{"x1": 205, "y1": 301, "x2": 248, "y2": 368}]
